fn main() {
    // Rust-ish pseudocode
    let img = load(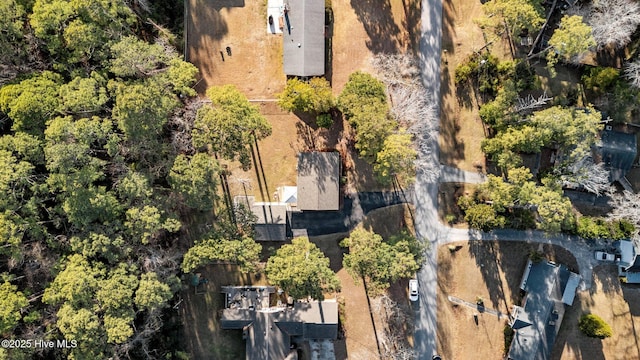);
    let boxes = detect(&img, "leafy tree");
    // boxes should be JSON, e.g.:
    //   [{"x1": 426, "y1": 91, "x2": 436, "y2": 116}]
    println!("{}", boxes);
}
[
  {"x1": 0, "y1": 71, "x2": 62, "y2": 134},
  {"x1": 341, "y1": 228, "x2": 420, "y2": 296},
  {"x1": 56, "y1": 304, "x2": 106, "y2": 359},
  {"x1": 277, "y1": 77, "x2": 335, "y2": 113},
  {"x1": 531, "y1": 179, "x2": 575, "y2": 232},
  {"x1": 69, "y1": 232, "x2": 126, "y2": 263},
  {"x1": 266, "y1": 237, "x2": 340, "y2": 300},
  {"x1": 43, "y1": 254, "x2": 105, "y2": 308},
  {"x1": 30, "y1": 0, "x2": 135, "y2": 64},
  {"x1": 115, "y1": 171, "x2": 153, "y2": 206},
  {"x1": 0, "y1": 132, "x2": 45, "y2": 165},
  {"x1": 97, "y1": 264, "x2": 138, "y2": 343},
  {"x1": 529, "y1": 106, "x2": 602, "y2": 161},
  {"x1": 124, "y1": 205, "x2": 181, "y2": 244},
  {"x1": 337, "y1": 71, "x2": 387, "y2": 119},
  {"x1": 0, "y1": 282, "x2": 28, "y2": 334},
  {"x1": 109, "y1": 36, "x2": 172, "y2": 77},
  {"x1": 0, "y1": 212, "x2": 24, "y2": 257},
  {"x1": 58, "y1": 75, "x2": 109, "y2": 115},
  {"x1": 134, "y1": 272, "x2": 172, "y2": 311},
  {"x1": 0, "y1": 0, "x2": 26, "y2": 67},
  {"x1": 547, "y1": 16, "x2": 595, "y2": 71},
  {"x1": 192, "y1": 85, "x2": 272, "y2": 170},
  {"x1": 464, "y1": 204, "x2": 506, "y2": 231},
  {"x1": 579, "y1": 314, "x2": 613, "y2": 339},
  {"x1": 182, "y1": 237, "x2": 262, "y2": 273},
  {"x1": 476, "y1": 175, "x2": 515, "y2": 212},
  {"x1": 374, "y1": 130, "x2": 417, "y2": 186},
  {"x1": 351, "y1": 100, "x2": 396, "y2": 158},
  {"x1": 479, "y1": 0, "x2": 544, "y2": 39},
  {"x1": 168, "y1": 153, "x2": 220, "y2": 211},
  {"x1": 582, "y1": 67, "x2": 620, "y2": 95},
  {"x1": 62, "y1": 186, "x2": 122, "y2": 228},
  {"x1": 112, "y1": 80, "x2": 179, "y2": 142}
]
